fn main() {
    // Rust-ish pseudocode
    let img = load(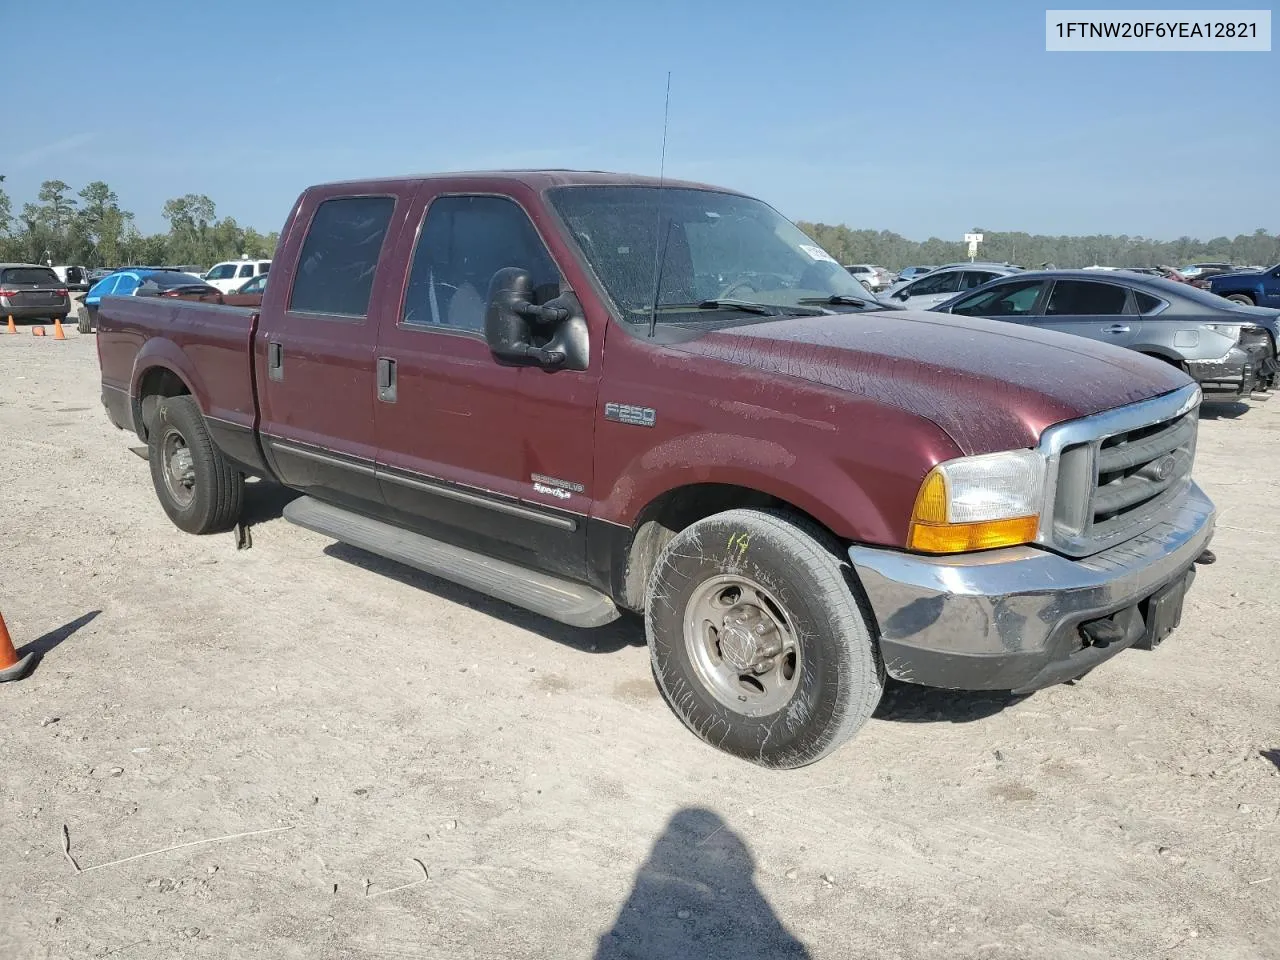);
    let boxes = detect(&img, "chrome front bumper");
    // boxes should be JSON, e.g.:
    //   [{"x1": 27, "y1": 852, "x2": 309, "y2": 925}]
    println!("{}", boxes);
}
[{"x1": 849, "y1": 483, "x2": 1216, "y2": 692}]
